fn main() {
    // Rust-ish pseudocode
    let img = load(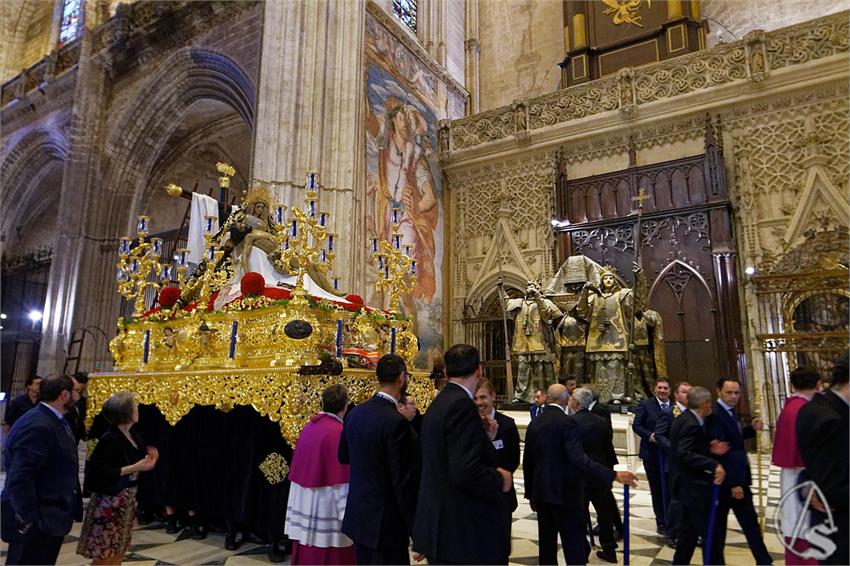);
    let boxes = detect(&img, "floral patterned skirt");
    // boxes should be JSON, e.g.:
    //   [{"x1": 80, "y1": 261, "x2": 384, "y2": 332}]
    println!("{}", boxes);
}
[{"x1": 77, "y1": 486, "x2": 138, "y2": 559}]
